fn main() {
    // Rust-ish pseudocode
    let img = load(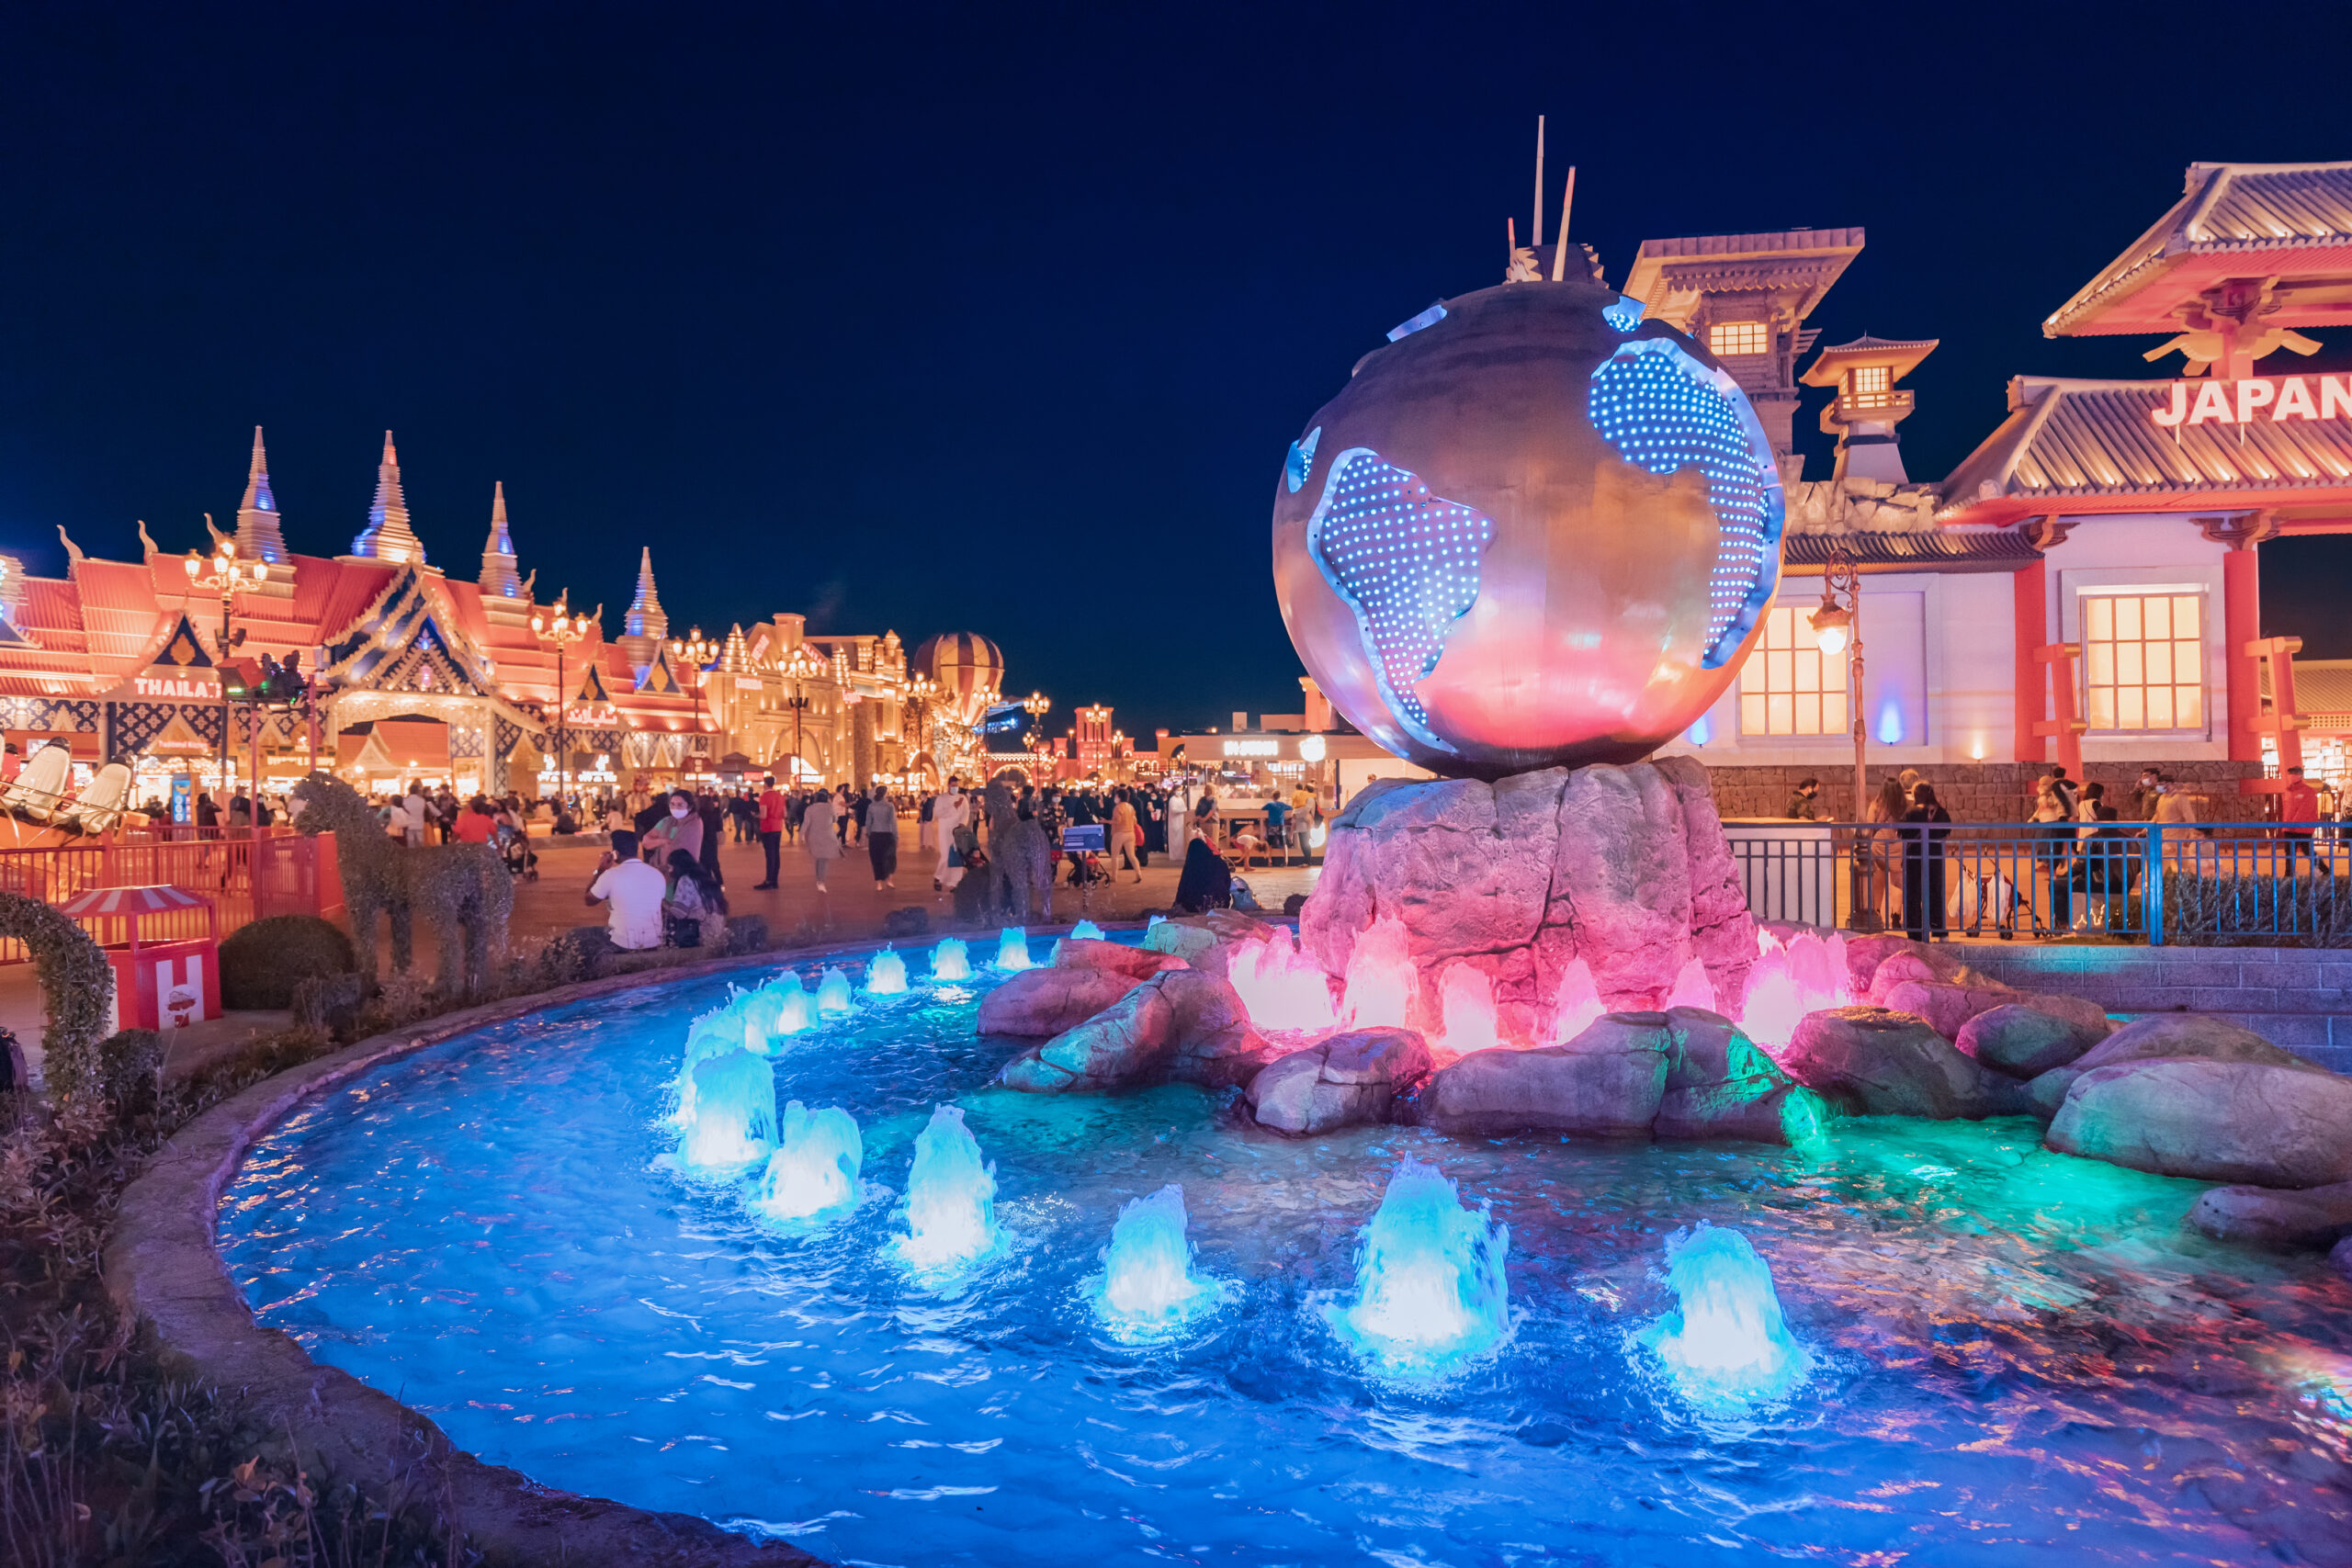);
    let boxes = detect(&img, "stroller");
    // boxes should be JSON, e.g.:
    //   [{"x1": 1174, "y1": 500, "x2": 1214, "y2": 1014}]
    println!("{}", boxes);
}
[{"x1": 494, "y1": 820, "x2": 539, "y2": 882}]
